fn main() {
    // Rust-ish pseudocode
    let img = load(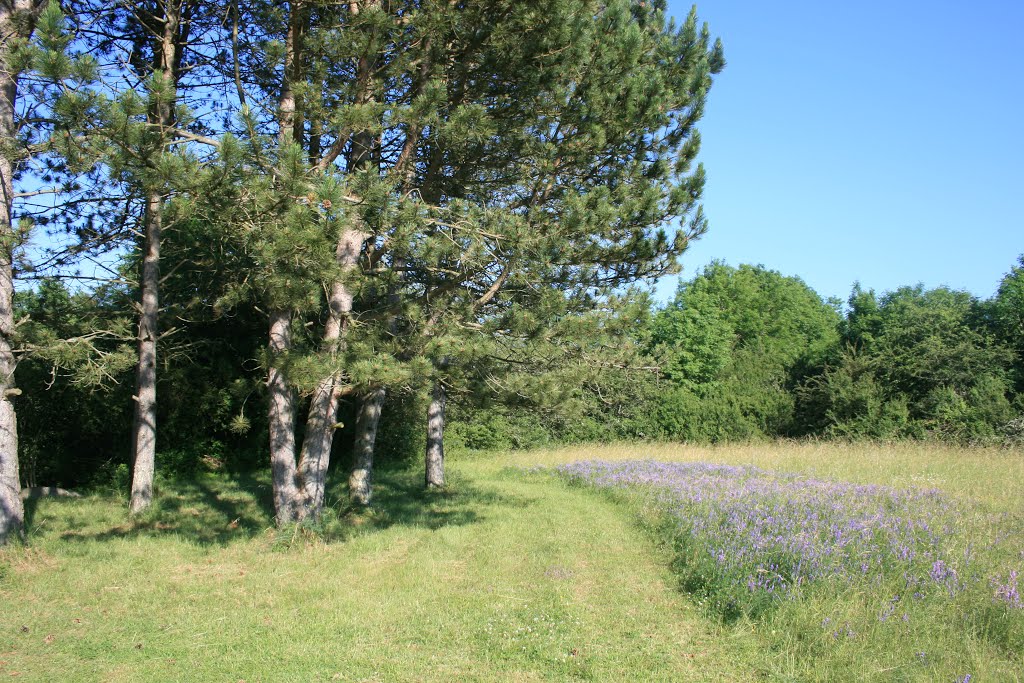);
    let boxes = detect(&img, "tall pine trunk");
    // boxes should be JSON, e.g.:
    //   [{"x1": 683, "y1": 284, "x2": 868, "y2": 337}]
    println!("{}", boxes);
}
[
  {"x1": 0, "y1": 0, "x2": 45, "y2": 544},
  {"x1": 128, "y1": 191, "x2": 162, "y2": 514},
  {"x1": 0, "y1": 65, "x2": 22, "y2": 544},
  {"x1": 264, "y1": 1, "x2": 305, "y2": 526},
  {"x1": 267, "y1": 308, "x2": 300, "y2": 525},
  {"x1": 129, "y1": 2, "x2": 182, "y2": 514},
  {"x1": 424, "y1": 381, "x2": 446, "y2": 488},
  {"x1": 349, "y1": 388, "x2": 385, "y2": 505}
]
